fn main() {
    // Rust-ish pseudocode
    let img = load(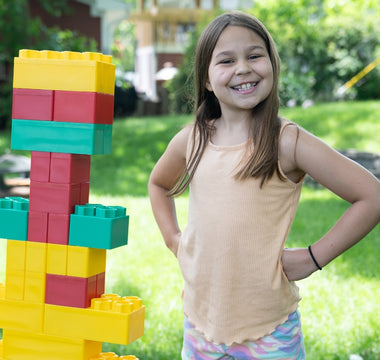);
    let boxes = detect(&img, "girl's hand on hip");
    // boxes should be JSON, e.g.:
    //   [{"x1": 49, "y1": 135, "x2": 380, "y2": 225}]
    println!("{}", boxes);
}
[{"x1": 281, "y1": 247, "x2": 319, "y2": 281}]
